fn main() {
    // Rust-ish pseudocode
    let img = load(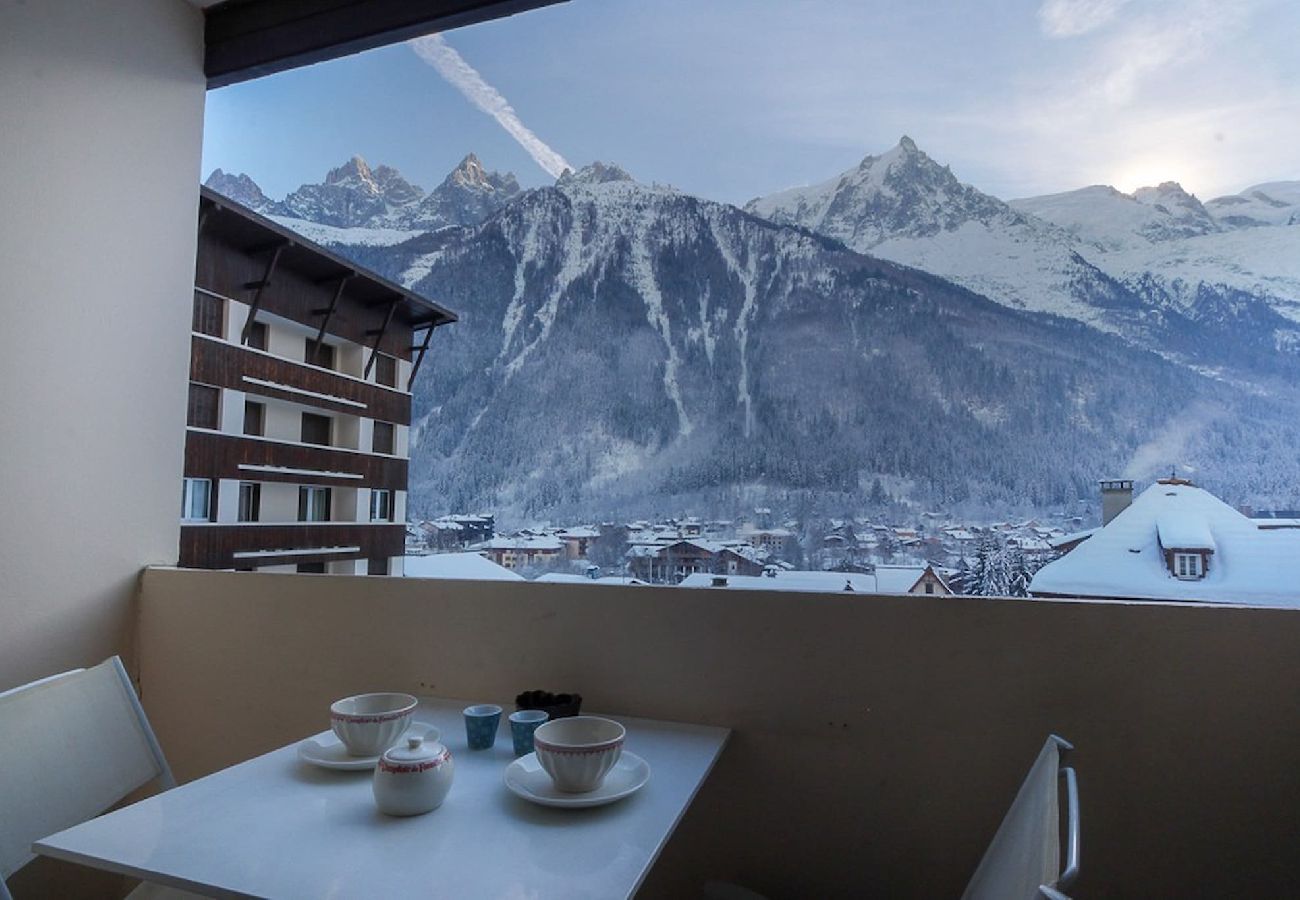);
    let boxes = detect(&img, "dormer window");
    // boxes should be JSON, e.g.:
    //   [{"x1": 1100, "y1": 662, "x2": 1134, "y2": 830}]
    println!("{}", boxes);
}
[{"x1": 1174, "y1": 552, "x2": 1204, "y2": 580}]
